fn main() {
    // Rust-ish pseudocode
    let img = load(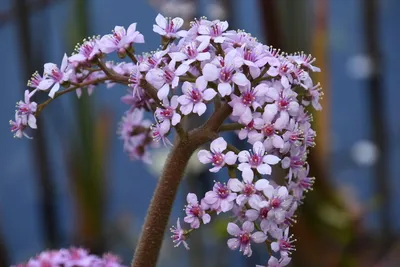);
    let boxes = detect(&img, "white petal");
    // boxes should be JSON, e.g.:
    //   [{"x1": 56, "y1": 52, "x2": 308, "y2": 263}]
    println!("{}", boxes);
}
[
  {"x1": 155, "y1": 13, "x2": 167, "y2": 29},
  {"x1": 227, "y1": 222, "x2": 241, "y2": 236},
  {"x1": 227, "y1": 179, "x2": 243, "y2": 192},
  {"x1": 242, "y1": 168, "x2": 254, "y2": 183},
  {"x1": 257, "y1": 164, "x2": 272, "y2": 175},
  {"x1": 193, "y1": 102, "x2": 206, "y2": 116},
  {"x1": 263, "y1": 155, "x2": 281, "y2": 165},
  {"x1": 210, "y1": 137, "x2": 227, "y2": 152},
  {"x1": 197, "y1": 150, "x2": 212, "y2": 164},
  {"x1": 218, "y1": 82, "x2": 232, "y2": 97},
  {"x1": 202, "y1": 64, "x2": 219, "y2": 81},
  {"x1": 232, "y1": 72, "x2": 249, "y2": 86},
  {"x1": 251, "y1": 232, "x2": 267, "y2": 243}
]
